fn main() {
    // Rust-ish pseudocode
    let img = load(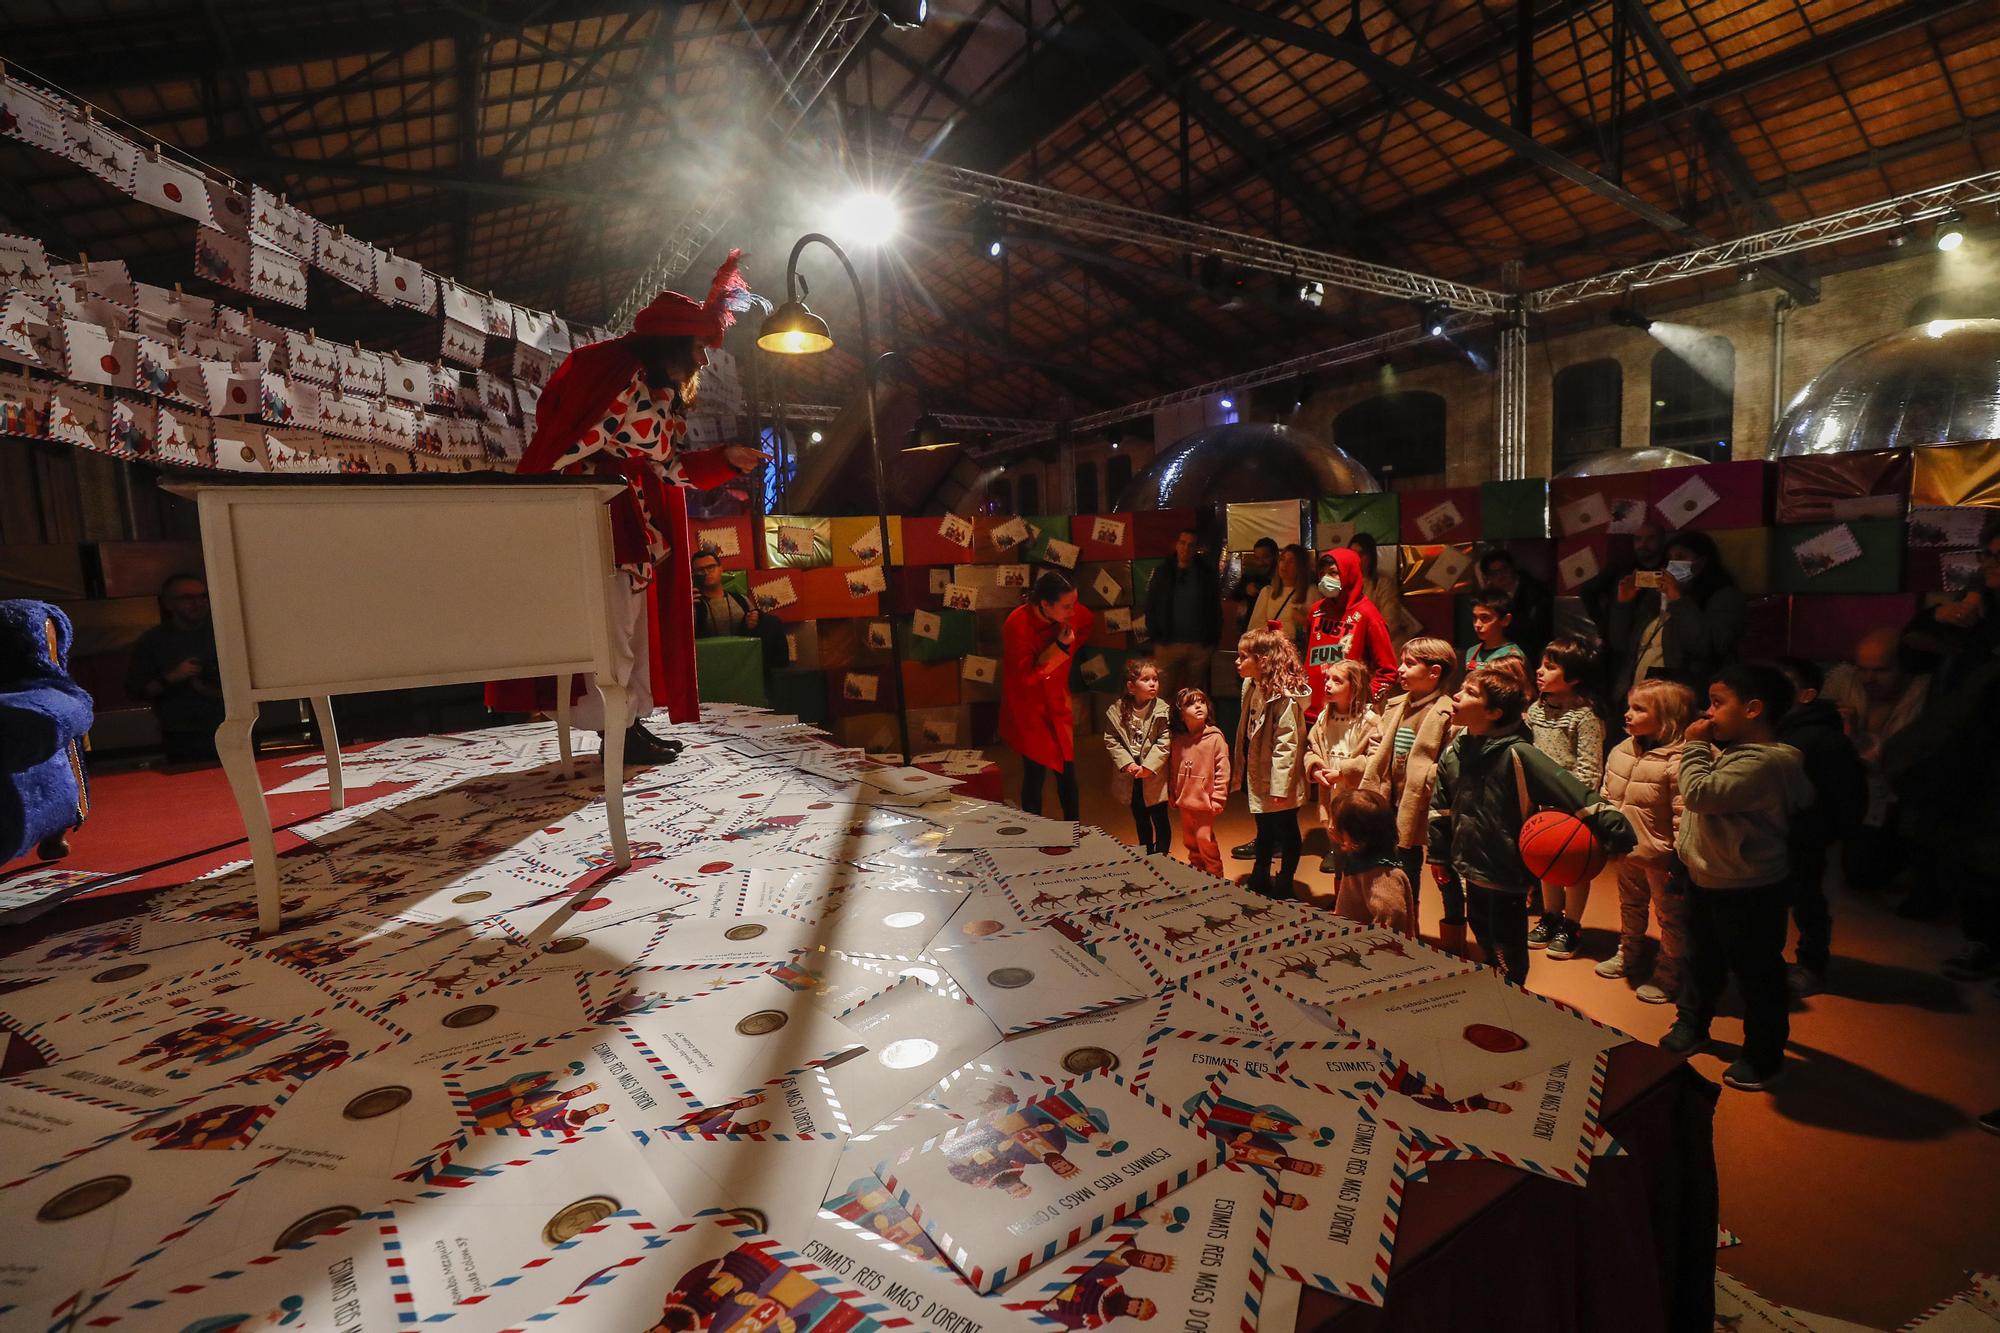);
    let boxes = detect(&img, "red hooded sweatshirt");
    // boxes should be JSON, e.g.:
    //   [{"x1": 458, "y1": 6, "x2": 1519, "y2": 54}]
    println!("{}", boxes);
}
[{"x1": 1304, "y1": 546, "x2": 1397, "y2": 718}]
